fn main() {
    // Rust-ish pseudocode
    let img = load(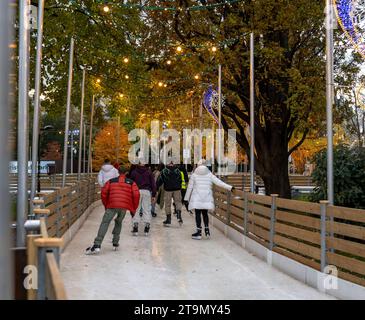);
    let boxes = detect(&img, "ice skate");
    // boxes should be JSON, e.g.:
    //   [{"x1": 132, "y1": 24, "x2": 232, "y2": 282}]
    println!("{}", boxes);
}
[
  {"x1": 192, "y1": 229, "x2": 202, "y2": 240},
  {"x1": 163, "y1": 214, "x2": 172, "y2": 227},
  {"x1": 113, "y1": 243, "x2": 119, "y2": 251},
  {"x1": 144, "y1": 223, "x2": 150, "y2": 236},
  {"x1": 176, "y1": 210, "x2": 183, "y2": 226},
  {"x1": 132, "y1": 223, "x2": 138, "y2": 236},
  {"x1": 85, "y1": 244, "x2": 101, "y2": 255},
  {"x1": 205, "y1": 227, "x2": 211, "y2": 239}
]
